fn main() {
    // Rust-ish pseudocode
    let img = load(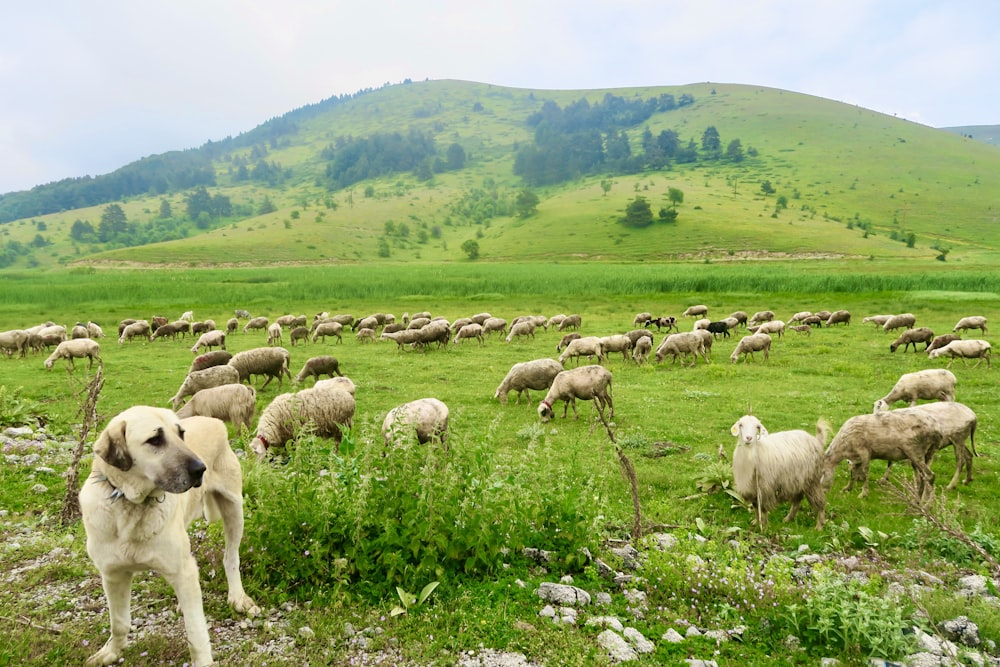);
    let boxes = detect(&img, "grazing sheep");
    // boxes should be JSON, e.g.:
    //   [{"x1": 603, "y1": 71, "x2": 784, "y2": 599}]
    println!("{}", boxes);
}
[
  {"x1": 314, "y1": 376, "x2": 356, "y2": 395},
  {"x1": 449, "y1": 317, "x2": 473, "y2": 334},
  {"x1": 632, "y1": 336, "x2": 653, "y2": 364},
  {"x1": 251, "y1": 383, "x2": 356, "y2": 455},
  {"x1": 150, "y1": 315, "x2": 170, "y2": 332},
  {"x1": 826, "y1": 310, "x2": 851, "y2": 326},
  {"x1": 538, "y1": 365, "x2": 613, "y2": 423},
  {"x1": 117, "y1": 319, "x2": 137, "y2": 337},
  {"x1": 191, "y1": 320, "x2": 215, "y2": 336},
  {"x1": 408, "y1": 317, "x2": 433, "y2": 330},
  {"x1": 599, "y1": 334, "x2": 633, "y2": 362},
  {"x1": 71, "y1": 324, "x2": 89, "y2": 339},
  {"x1": 655, "y1": 331, "x2": 708, "y2": 366},
  {"x1": 226, "y1": 318, "x2": 239, "y2": 335},
  {"x1": 705, "y1": 320, "x2": 731, "y2": 338},
  {"x1": 953, "y1": 316, "x2": 988, "y2": 335},
  {"x1": 289, "y1": 326, "x2": 310, "y2": 347},
  {"x1": 118, "y1": 320, "x2": 151, "y2": 345},
  {"x1": 862, "y1": 314, "x2": 893, "y2": 328},
  {"x1": 243, "y1": 316, "x2": 269, "y2": 334},
  {"x1": 751, "y1": 320, "x2": 785, "y2": 338},
  {"x1": 926, "y1": 334, "x2": 962, "y2": 354},
  {"x1": 505, "y1": 321, "x2": 536, "y2": 342},
  {"x1": 382, "y1": 398, "x2": 450, "y2": 446},
  {"x1": 556, "y1": 332, "x2": 582, "y2": 352},
  {"x1": 874, "y1": 369, "x2": 957, "y2": 411},
  {"x1": 190, "y1": 329, "x2": 227, "y2": 354},
  {"x1": 729, "y1": 311, "x2": 748, "y2": 328},
  {"x1": 790, "y1": 324, "x2": 812, "y2": 336},
  {"x1": 353, "y1": 315, "x2": 379, "y2": 332},
  {"x1": 188, "y1": 350, "x2": 233, "y2": 373},
  {"x1": 469, "y1": 312, "x2": 491, "y2": 325},
  {"x1": 169, "y1": 365, "x2": 241, "y2": 411},
  {"x1": 682, "y1": 305, "x2": 708, "y2": 318},
  {"x1": 452, "y1": 323, "x2": 485, "y2": 347},
  {"x1": 168, "y1": 320, "x2": 191, "y2": 338},
  {"x1": 381, "y1": 322, "x2": 406, "y2": 335},
  {"x1": 266, "y1": 322, "x2": 283, "y2": 346},
  {"x1": 512, "y1": 315, "x2": 548, "y2": 330},
  {"x1": 748, "y1": 310, "x2": 774, "y2": 327},
  {"x1": 889, "y1": 327, "x2": 935, "y2": 353},
  {"x1": 789, "y1": 311, "x2": 812, "y2": 323},
  {"x1": 558, "y1": 336, "x2": 606, "y2": 366},
  {"x1": 86, "y1": 321, "x2": 105, "y2": 339},
  {"x1": 801, "y1": 315, "x2": 823, "y2": 327},
  {"x1": 730, "y1": 333, "x2": 772, "y2": 363},
  {"x1": 293, "y1": 356, "x2": 342, "y2": 384},
  {"x1": 929, "y1": 339, "x2": 992, "y2": 369},
  {"x1": 882, "y1": 313, "x2": 916, "y2": 333},
  {"x1": 380, "y1": 328, "x2": 423, "y2": 350},
  {"x1": 557, "y1": 314, "x2": 582, "y2": 331},
  {"x1": 44, "y1": 339, "x2": 102, "y2": 371},
  {"x1": 0, "y1": 329, "x2": 29, "y2": 358},
  {"x1": 692, "y1": 318, "x2": 711, "y2": 331},
  {"x1": 175, "y1": 383, "x2": 257, "y2": 432},
  {"x1": 547, "y1": 314, "x2": 567, "y2": 329},
  {"x1": 482, "y1": 317, "x2": 508, "y2": 337},
  {"x1": 327, "y1": 314, "x2": 354, "y2": 327},
  {"x1": 312, "y1": 321, "x2": 344, "y2": 344},
  {"x1": 730, "y1": 414, "x2": 830, "y2": 529},
  {"x1": 646, "y1": 315, "x2": 678, "y2": 332},
  {"x1": 228, "y1": 347, "x2": 292, "y2": 390},
  {"x1": 416, "y1": 322, "x2": 451, "y2": 349},
  {"x1": 633, "y1": 312, "x2": 652, "y2": 328},
  {"x1": 274, "y1": 314, "x2": 299, "y2": 329},
  {"x1": 624, "y1": 329, "x2": 654, "y2": 346},
  {"x1": 691, "y1": 329, "x2": 714, "y2": 358},
  {"x1": 150, "y1": 322, "x2": 184, "y2": 341}
]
